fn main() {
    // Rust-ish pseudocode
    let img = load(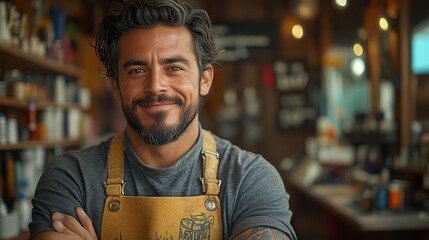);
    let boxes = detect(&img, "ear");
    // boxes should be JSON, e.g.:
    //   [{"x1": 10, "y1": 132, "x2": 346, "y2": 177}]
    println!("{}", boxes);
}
[
  {"x1": 200, "y1": 64, "x2": 214, "y2": 96},
  {"x1": 109, "y1": 77, "x2": 121, "y2": 101}
]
